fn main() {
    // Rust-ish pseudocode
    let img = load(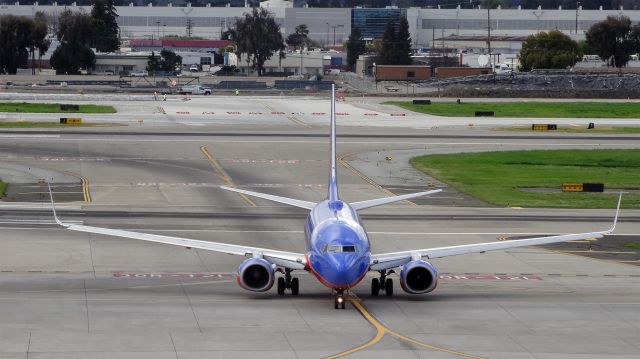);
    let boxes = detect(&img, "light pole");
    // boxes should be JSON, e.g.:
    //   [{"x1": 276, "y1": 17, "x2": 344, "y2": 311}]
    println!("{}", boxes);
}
[
  {"x1": 575, "y1": 1, "x2": 580, "y2": 34},
  {"x1": 156, "y1": 21, "x2": 160, "y2": 42},
  {"x1": 331, "y1": 24, "x2": 344, "y2": 47},
  {"x1": 326, "y1": 22, "x2": 330, "y2": 48}
]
